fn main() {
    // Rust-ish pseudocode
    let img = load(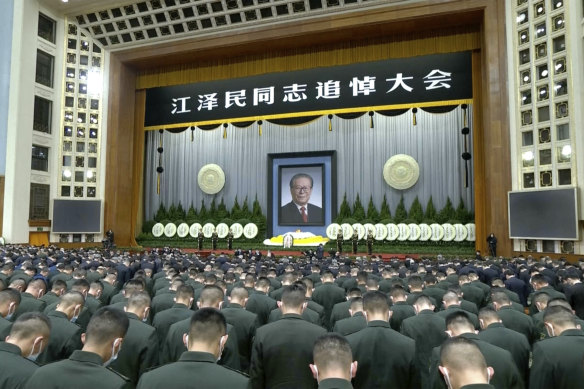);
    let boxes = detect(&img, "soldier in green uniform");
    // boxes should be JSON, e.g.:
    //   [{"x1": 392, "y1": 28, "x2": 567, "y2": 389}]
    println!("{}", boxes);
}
[
  {"x1": 221, "y1": 286, "x2": 258, "y2": 372},
  {"x1": 25, "y1": 306, "x2": 132, "y2": 389},
  {"x1": 310, "y1": 333, "x2": 356, "y2": 389},
  {"x1": 13, "y1": 279, "x2": 47, "y2": 320},
  {"x1": 351, "y1": 231, "x2": 358, "y2": 254},
  {"x1": 0, "y1": 289, "x2": 20, "y2": 338},
  {"x1": 250, "y1": 283, "x2": 327, "y2": 389},
  {"x1": 198, "y1": 231, "x2": 204, "y2": 250},
  {"x1": 332, "y1": 297, "x2": 367, "y2": 336},
  {"x1": 0, "y1": 312, "x2": 51, "y2": 388},
  {"x1": 39, "y1": 280, "x2": 66, "y2": 307},
  {"x1": 227, "y1": 230, "x2": 234, "y2": 250},
  {"x1": 37, "y1": 291, "x2": 84, "y2": 364},
  {"x1": 530, "y1": 306, "x2": 584, "y2": 389},
  {"x1": 346, "y1": 291, "x2": 417, "y2": 389},
  {"x1": 212, "y1": 231, "x2": 218, "y2": 251},
  {"x1": 366, "y1": 231, "x2": 374, "y2": 256},
  {"x1": 438, "y1": 337, "x2": 495, "y2": 389},
  {"x1": 336, "y1": 230, "x2": 343, "y2": 254},
  {"x1": 109, "y1": 292, "x2": 159, "y2": 386},
  {"x1": 152, "y1": 285, "x2": 194, "y2": 349},
  {"x1": 137, "y1": 308, "x2": 248, "y2": 389}
]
